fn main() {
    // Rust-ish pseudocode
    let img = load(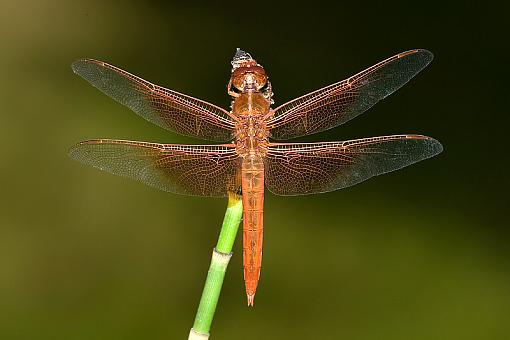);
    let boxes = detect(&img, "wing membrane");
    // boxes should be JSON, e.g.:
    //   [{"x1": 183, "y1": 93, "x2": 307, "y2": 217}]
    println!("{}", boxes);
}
[
  {"x1": 268, "y1": 50, "x2": 433, "y2": 139},
  {"x1": 69, "y1": 140, "x2": 241, "y2": 197},
  {"x1": 72, "y1": 59, "x2": 235, "y2": 141},
  {"x1": 264, "y1": 135, "x2": 442, "y2": 195}
]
